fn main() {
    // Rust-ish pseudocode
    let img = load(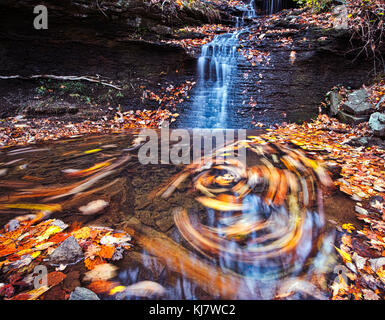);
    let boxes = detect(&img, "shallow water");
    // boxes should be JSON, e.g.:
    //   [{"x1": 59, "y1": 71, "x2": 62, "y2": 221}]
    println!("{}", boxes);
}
[{"x1": 0, "y1": 131, "x2": 349, "y2": 299}]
